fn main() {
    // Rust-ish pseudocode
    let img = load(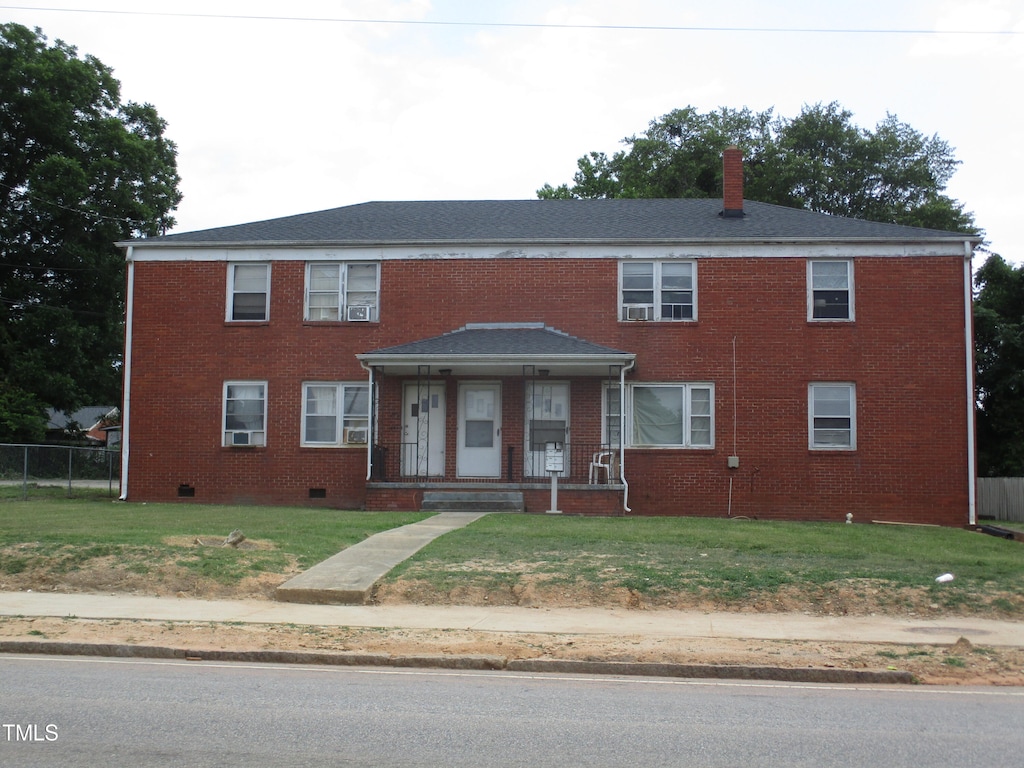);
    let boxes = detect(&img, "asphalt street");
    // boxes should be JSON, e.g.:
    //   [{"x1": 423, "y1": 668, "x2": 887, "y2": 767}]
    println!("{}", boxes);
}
[{"x1": 3, "y1": 655, "x2": 1023, "y2": 768}]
